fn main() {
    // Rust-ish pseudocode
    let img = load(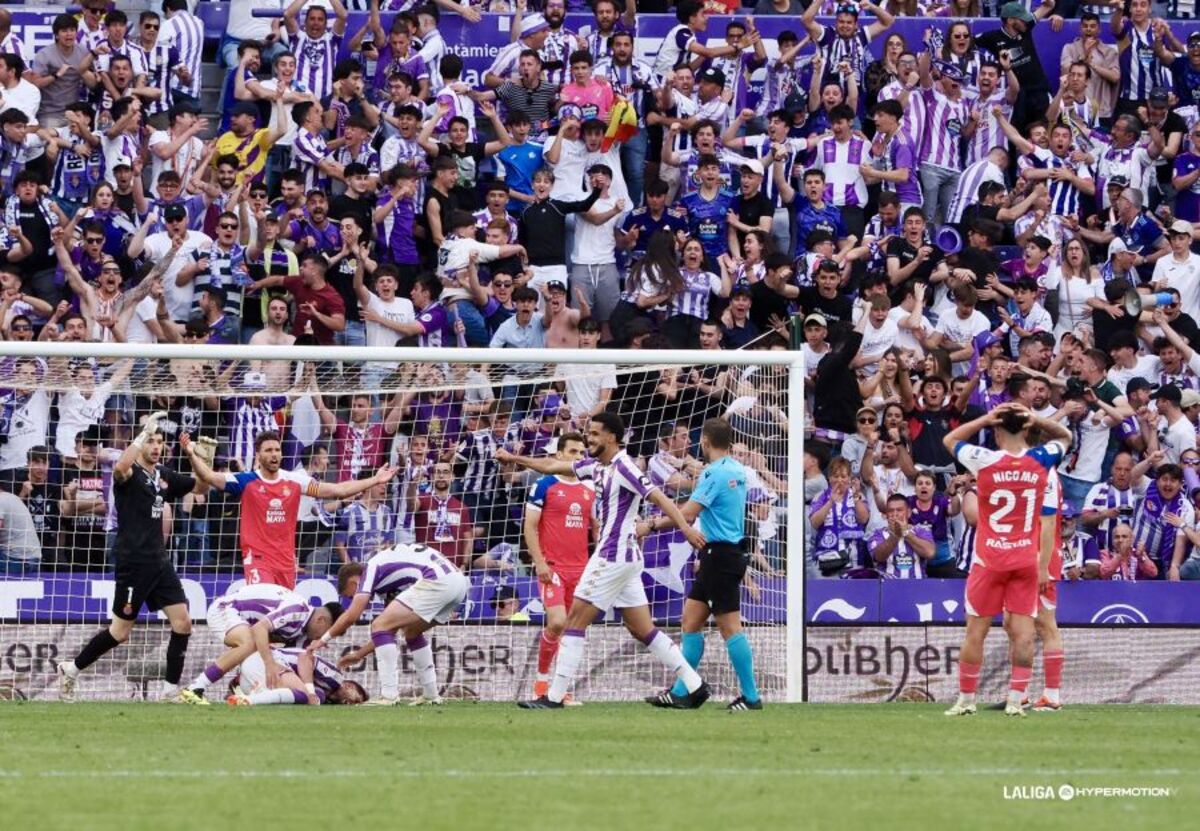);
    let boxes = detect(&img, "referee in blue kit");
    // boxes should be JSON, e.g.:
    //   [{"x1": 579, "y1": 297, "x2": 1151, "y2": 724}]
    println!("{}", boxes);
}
[{"x1": 640, "y1": 418, "x2": 761, "y2": 711}]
